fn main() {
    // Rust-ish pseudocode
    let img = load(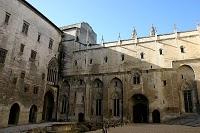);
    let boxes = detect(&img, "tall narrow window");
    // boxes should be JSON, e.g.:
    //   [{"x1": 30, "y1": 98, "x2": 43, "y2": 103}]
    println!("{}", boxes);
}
[
  {"x1": 96, "y1": 99, "x2": 102, "y2": 116},
  {"x1": 37, "y1": 33, "x2": 41, "y2": 42},
  {"x1": 20, "y1": 44, "x2": 25, "y2": 53},
  {"x1": 74, "y1": 60, "x2": 77, "y2": 66},
  {"x1": 180, "y1": 46, "x2": 185, "y2": 53},
  {"x1": 4, "y1": 12, "x2": 11, "y2": 25},
  {"x1": 114, "y1": 99, "x2": 120, "y2": 116},
  {"x1": 49, "y1": 38, "x2": 53, "y2": 49},
  {"x1": 159, "y1": 49, "x2": 163, "y2": 55},
  {"x1": 30, "y1": 50, "x2": 37, "y2": 60},
  {"x1": 140, "y1": 52, "x2": 144, "y2": 59},
  {"x1": 90, "y1": 59, "x2": 93, "y2": 64},
  {"x1": 121, "y1": 54, "x2": 125, "y2": 61},
  {"x1": 61, "y1": 95, "x2": 67, "y2": 114},
  {"x1": 22, "y1": 21, "x2": 29, "y2": 35},
  {"x1": 33, "y1": 86, "x2": 39, "y2": 94},
  {"x1": 133, "y1": 73, "x2": 140, "y2": 84},
  {"x1": 163, "y1": 80, "x2": 167, "y2": 86},
  {"x1": 104, "y1": 56, "x2": 108, "y2": 63},
  {"x1": 0, "y1": 48, "x2": 8, "y2": 64},
  {"x1": 20, "y1": 71, "x2": 25, "y2": 79}
]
